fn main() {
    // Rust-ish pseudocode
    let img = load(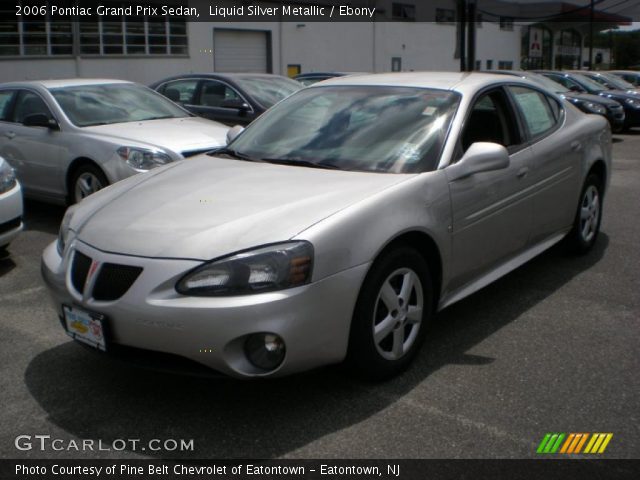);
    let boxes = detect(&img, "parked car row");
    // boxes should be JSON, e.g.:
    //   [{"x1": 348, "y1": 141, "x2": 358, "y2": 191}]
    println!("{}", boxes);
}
[
  {"x1": 33, "y1": 72, "x2": 613, "y2": 380},
  {"x1": 534, "y1": 70, "x2": 640, "y2": 132}
]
